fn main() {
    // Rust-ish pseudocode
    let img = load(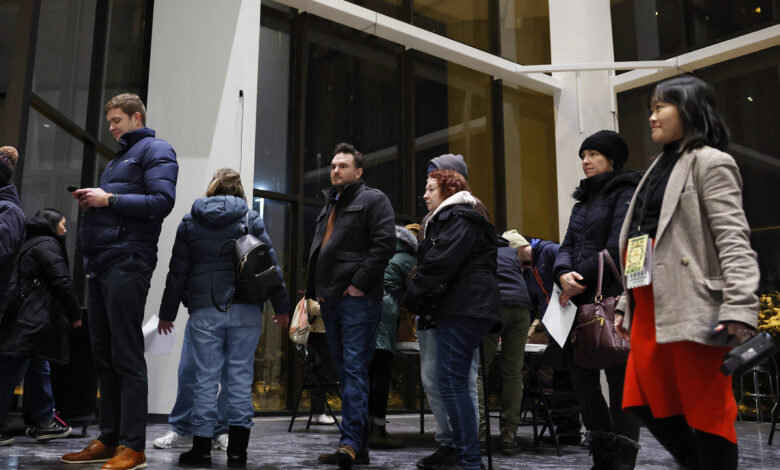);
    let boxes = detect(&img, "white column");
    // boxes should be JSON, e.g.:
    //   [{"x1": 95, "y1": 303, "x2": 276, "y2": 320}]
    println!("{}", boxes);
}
[
  {"x1": 143, "y1": 0, "x2": 261, "y2": 415},
  {"x1": 548, "y1": 0, "x2": 615, "y2": 240}
]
